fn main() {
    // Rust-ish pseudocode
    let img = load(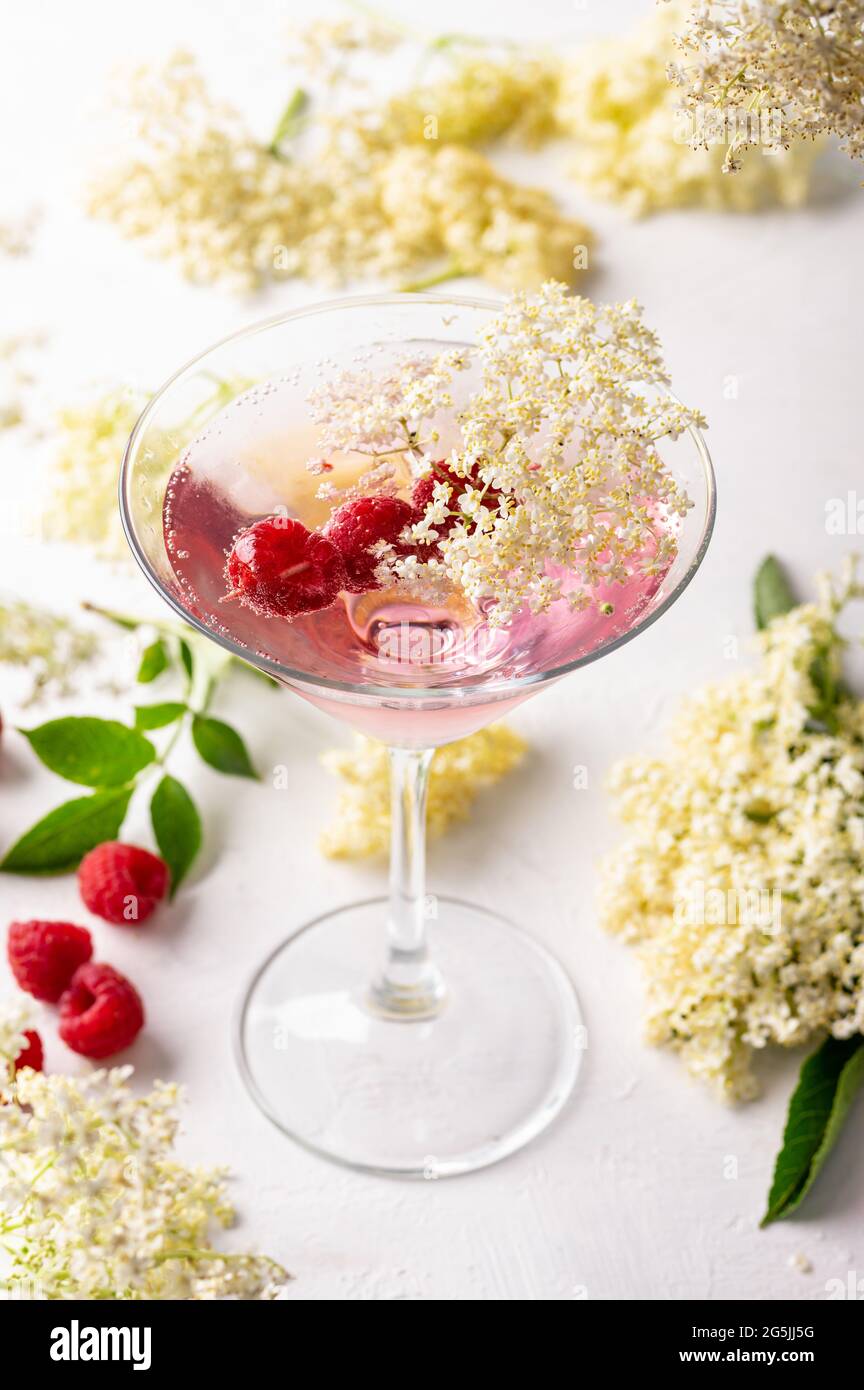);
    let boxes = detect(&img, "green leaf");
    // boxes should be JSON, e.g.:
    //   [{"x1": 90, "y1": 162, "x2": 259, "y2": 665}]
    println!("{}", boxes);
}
[
  {"x1": 267, "y1": 86, "x2": 309, "y2": 157},
  {"x1": 191, "y1": 714, "x2": 258, "y2": 779},
  {"x1": 233, "y1": 656, "x2": 280, "y2": 689},
  {"x1": 150, "y1": 774, "x2": 202, "y2": 896},
  {"x1": 804, "y1": 646, "x2": 845, "y2": 735},
  {"x1": 0, "y1": 787, "x2": 133, "y2": 874},
  {"x1": 81, "y1": 601, "x2": 141, "y2": 631},
  {"x1": 179, "y1": 638, "x2": 195, "y2": 681},
  {"x1": 754, "y1": 555, "x2": 796, "y2": 631},
  {"x1": 762, "y1": 1035, "x2": 864, "y2": 1225},
  {"x1": 21, "y1": 717, "x2": 156, "y2": 787},
  {"x1": 137, "y1": 639, "x2": 169, "y2": 683},
  {"x1": 134, "y1": 702, "x2": 187, "y2": 731}
]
